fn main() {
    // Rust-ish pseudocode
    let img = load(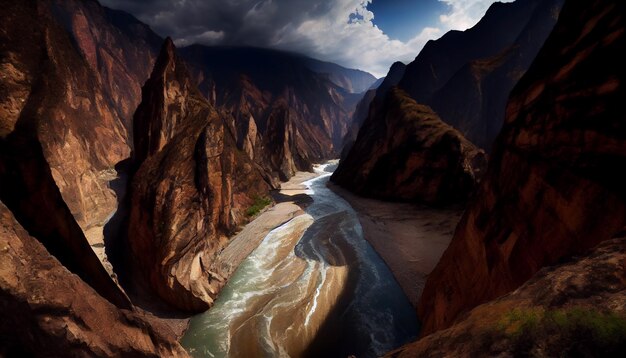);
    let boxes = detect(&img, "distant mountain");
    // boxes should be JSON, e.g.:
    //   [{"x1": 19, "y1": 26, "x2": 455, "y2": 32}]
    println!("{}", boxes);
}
[
  {"x1": 179, "y1": 45, "x2": 367, "y2": 181},
  {"x1": 334, "y1": 0, "x2": 564, "y2": 204},
  {"x1": 301, "y1": 57, "x2": 377, "y2": 93}
]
